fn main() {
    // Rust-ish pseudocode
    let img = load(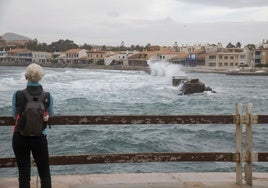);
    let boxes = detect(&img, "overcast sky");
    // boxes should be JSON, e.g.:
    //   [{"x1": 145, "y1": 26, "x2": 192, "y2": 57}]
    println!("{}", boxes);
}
[{"x1": 0, "y1": 0, "x2": 268, "y2": 47}]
